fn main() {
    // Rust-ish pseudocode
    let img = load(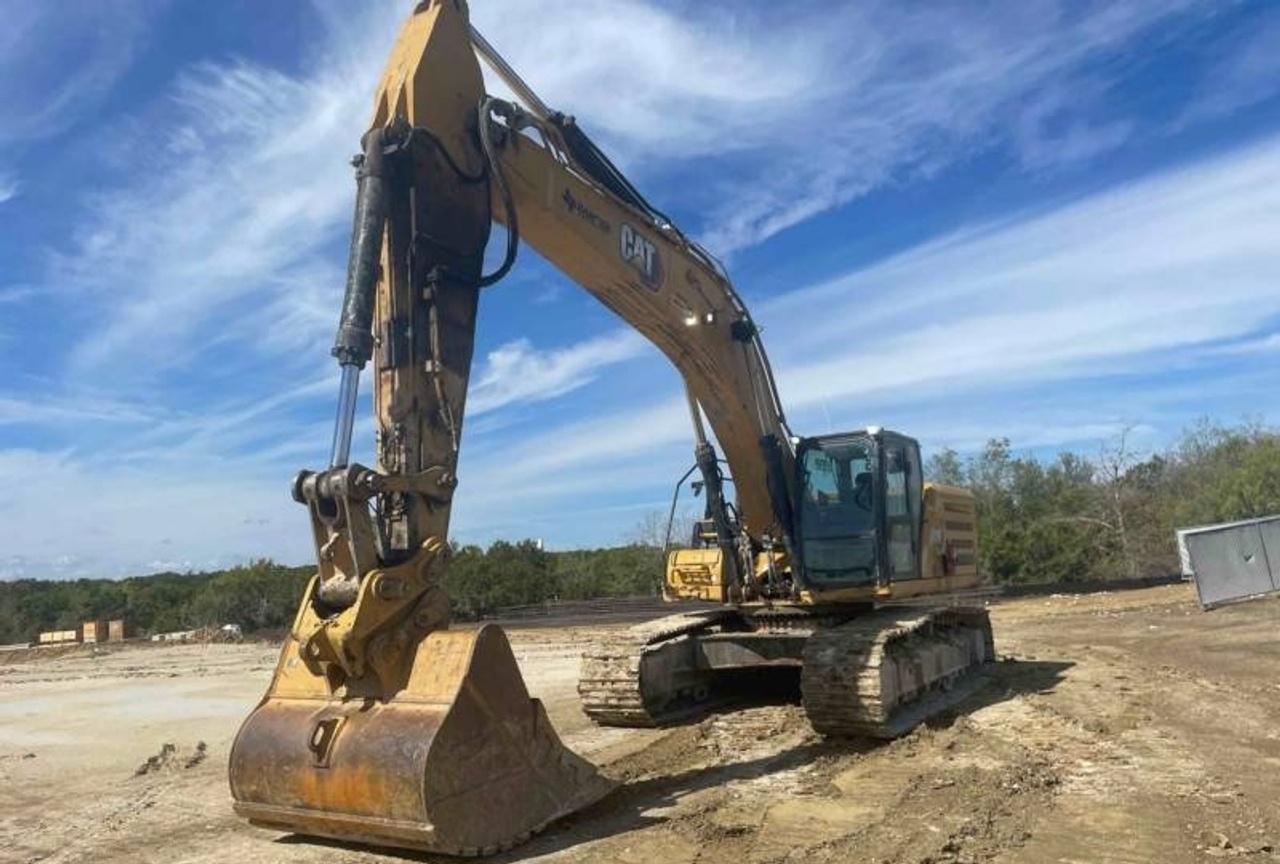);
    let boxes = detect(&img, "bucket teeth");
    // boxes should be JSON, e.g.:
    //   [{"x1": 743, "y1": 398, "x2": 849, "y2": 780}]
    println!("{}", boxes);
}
[{"x1": 230, "y1": 624, "x2": 614, "y2": 856}]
